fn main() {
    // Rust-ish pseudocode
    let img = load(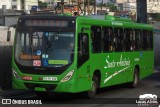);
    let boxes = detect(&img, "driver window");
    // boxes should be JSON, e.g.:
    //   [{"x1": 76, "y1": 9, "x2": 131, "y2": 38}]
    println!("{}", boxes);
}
[{"x1": 78, "y1": 33, "x2": 89, "y2": 67}]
